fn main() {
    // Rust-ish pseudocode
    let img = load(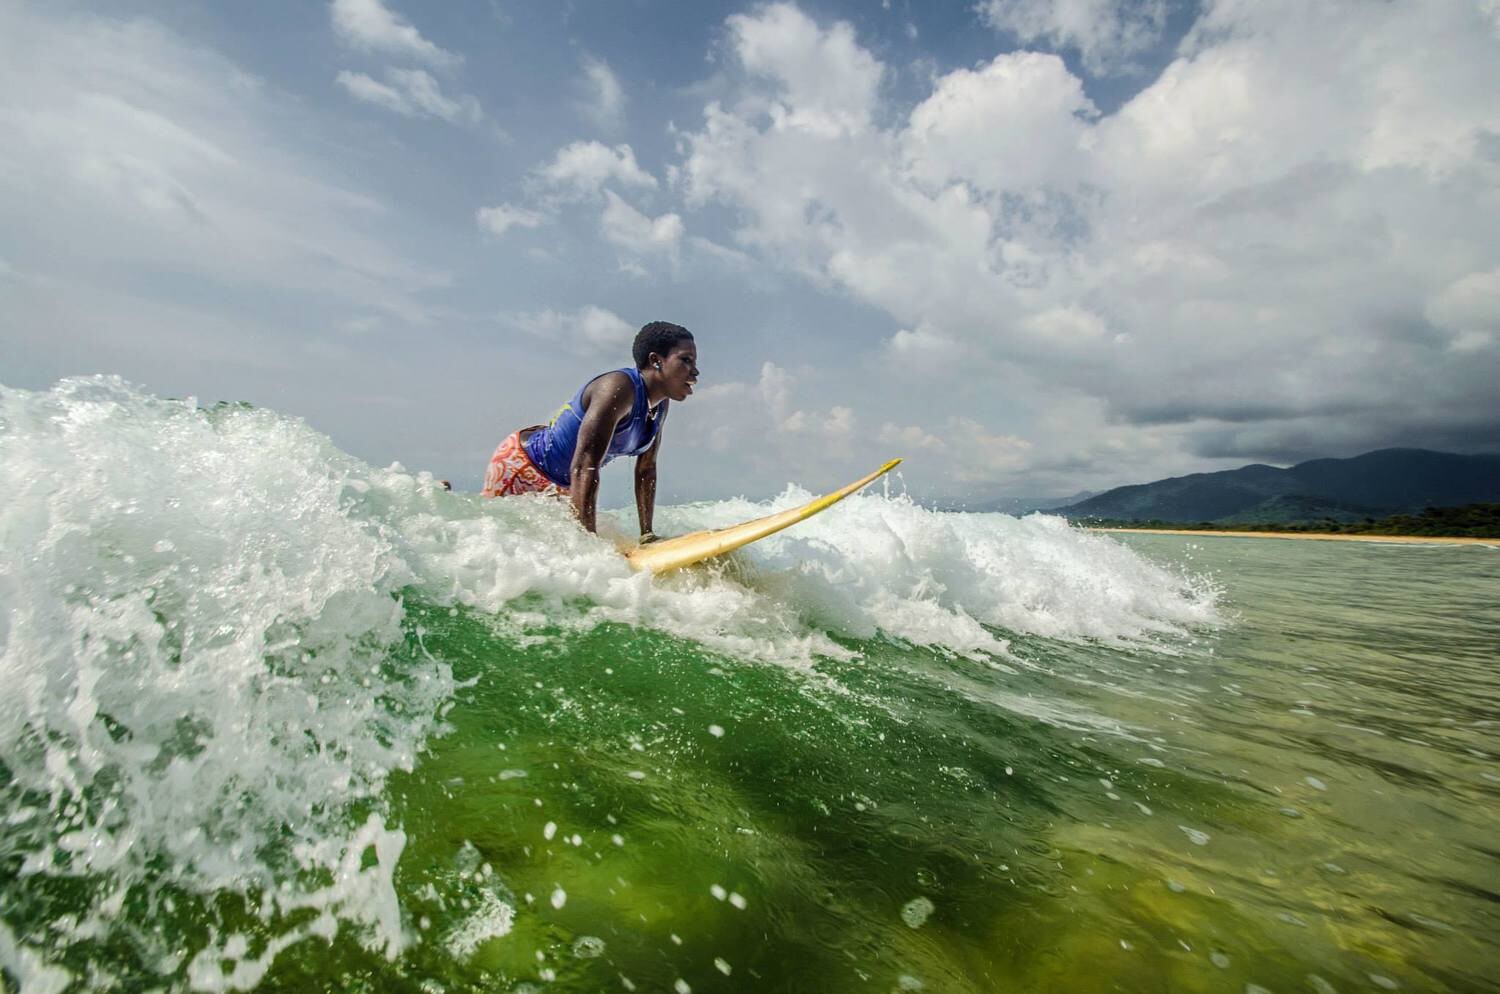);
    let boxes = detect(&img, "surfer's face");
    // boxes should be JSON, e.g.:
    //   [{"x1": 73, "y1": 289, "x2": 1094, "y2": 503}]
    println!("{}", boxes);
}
[{"x1": 657, "y1": 342, "x2": 699, "y2": 401}]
